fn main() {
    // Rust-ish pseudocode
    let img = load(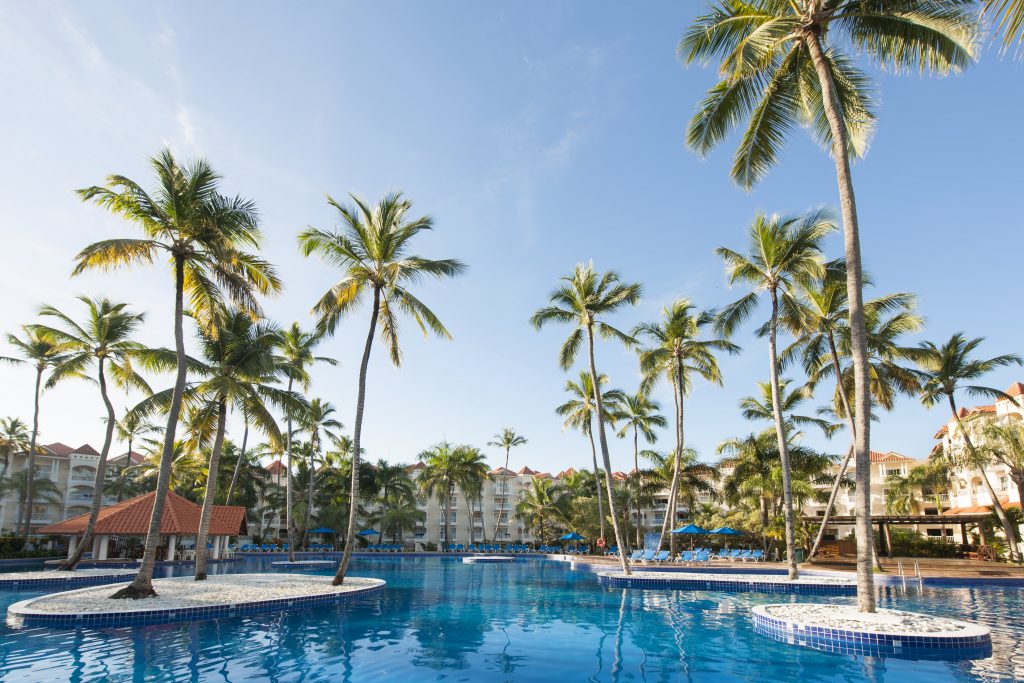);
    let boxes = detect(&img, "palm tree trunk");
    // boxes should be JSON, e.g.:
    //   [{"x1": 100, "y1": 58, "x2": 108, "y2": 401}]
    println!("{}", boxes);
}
[
  {"x1": 303, "y1": 431, "x2": 318, "y2": 551},
  {"x1": 333, "y1": 286, "x2": 380, "y2": 585},
  {"x1": 767, "y1": 290, "x2": 799, "y2": 580},
  {"x1": 225, "y1": 419, "x2": 249, "y2": 505},
  {"x1": 950, "y1": 397, "x2": 1021, "y2": 562},
  {"x1": 493, "y1": 451, "x2": 509, "y2": 542},
  {"x1": 20, "y1": 367, "x2": 43, "y2": 541},
  {"x1": 378, "y1": 483, "x2": 389, "y2": 546},
  {"x1": 445, "y1": 483, "x2": 453, "y2": 550},
  {"x1": 585, "y1": 324, "x2": 630, "y2": 575},
  {"x1": 194, "y1": 396, "x2": 228, "y2": 580},
  {"x1": 285, "y1": 376, "x2": 298, "y2": 562},
  {"x1": 805, "y1": 29, "x2": 875, "y2": 612},
  {"x1": 656, "y1": 366, "x2": 684, "y2": 555},
  {"x1": 587, "y1": 426, "x2": 607, "y2": 542},
  {"x1": 59, "y1": 357, "x2": 117, "y2": 570},
  {"x1": 760, "y1": 497, "x2": 770, "y2": 553},
  {"x1": 112, "y1": 255, "x2": 188, "y2": 599},
  {"x1": 633, "y1": 427, "x2": 641, "y2": 550}
]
